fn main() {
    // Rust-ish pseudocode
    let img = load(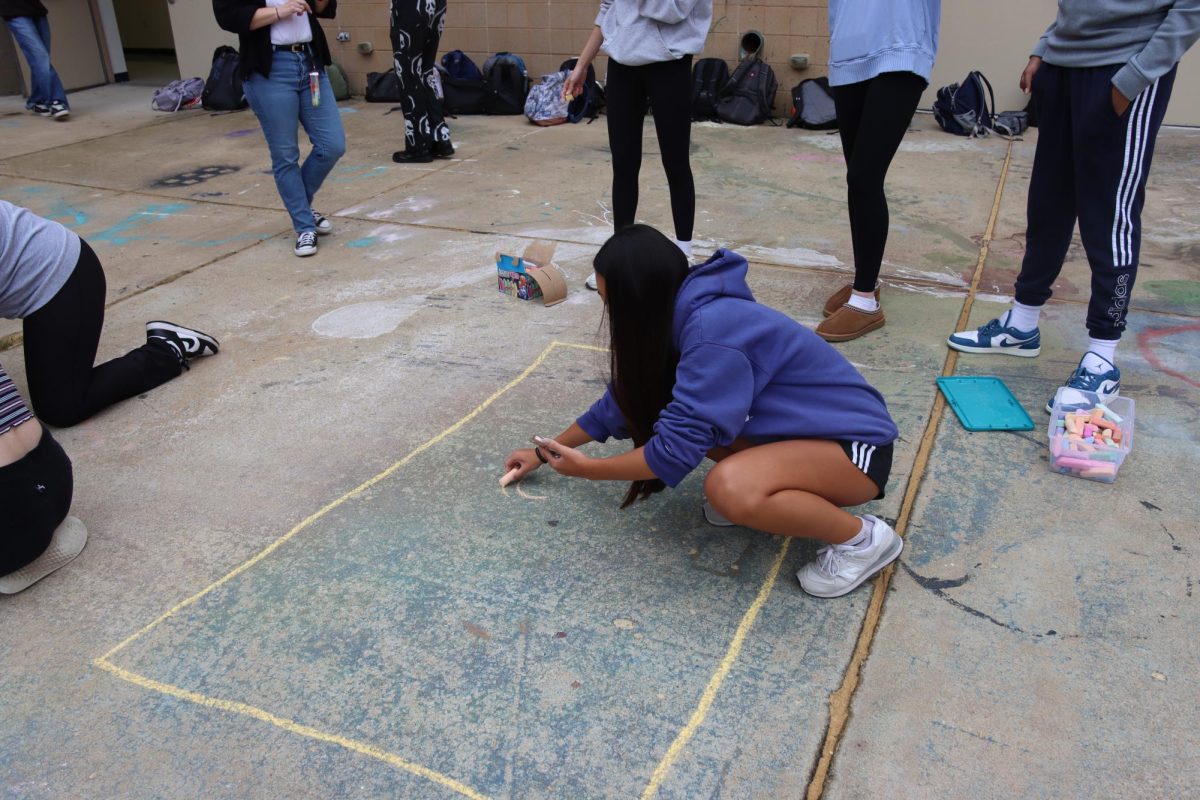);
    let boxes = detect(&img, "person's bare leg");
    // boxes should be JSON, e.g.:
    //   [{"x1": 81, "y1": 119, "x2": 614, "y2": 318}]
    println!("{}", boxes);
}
[{"x1": 703, "y1": 439, "x2": 878, "y2": 544}]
